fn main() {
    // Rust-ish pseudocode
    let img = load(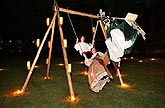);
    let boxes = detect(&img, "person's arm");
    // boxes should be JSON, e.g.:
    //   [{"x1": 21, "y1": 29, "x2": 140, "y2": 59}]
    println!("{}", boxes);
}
[
  {"x1": 88, "y1": 43, "x2": 94, "y2": 50},
  {"x1": 76, "y1": 38, "x2": 79, "y2": 44},
  {"x1": 74, "y1": 38, "x2": 80, "y2": 51},
  {"x1": 92, "y1": 39, "x2": 95, "y2": 45}
]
